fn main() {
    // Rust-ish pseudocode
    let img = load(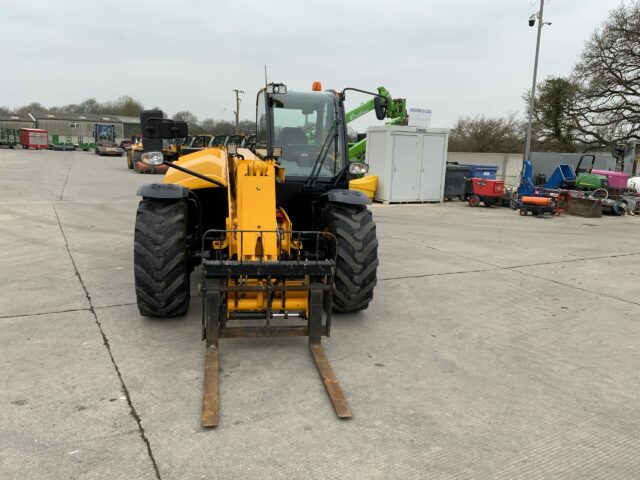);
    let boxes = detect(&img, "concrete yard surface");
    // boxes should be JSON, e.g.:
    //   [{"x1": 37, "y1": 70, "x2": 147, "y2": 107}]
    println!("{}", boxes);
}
[{"x1": 1, "y1": 149, "x2": 639, "y2": 479}]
